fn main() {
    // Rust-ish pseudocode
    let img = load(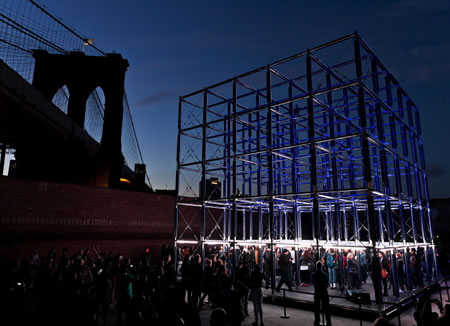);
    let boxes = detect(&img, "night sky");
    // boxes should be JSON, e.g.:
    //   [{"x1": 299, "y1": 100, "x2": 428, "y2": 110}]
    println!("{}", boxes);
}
[{"x1": 38, "y1": 0, "x2": 450, "y2": 198}]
